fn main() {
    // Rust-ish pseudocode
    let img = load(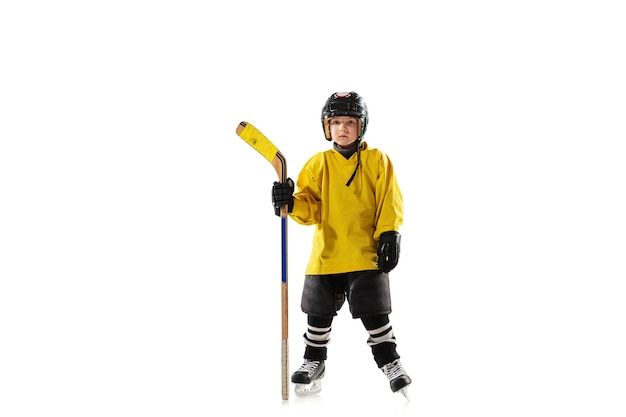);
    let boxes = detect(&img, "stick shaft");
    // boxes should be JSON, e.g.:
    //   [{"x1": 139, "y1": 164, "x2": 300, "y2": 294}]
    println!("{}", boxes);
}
[{"x1": 279, "y1": 161, "x2": 289, "y2": 401}]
